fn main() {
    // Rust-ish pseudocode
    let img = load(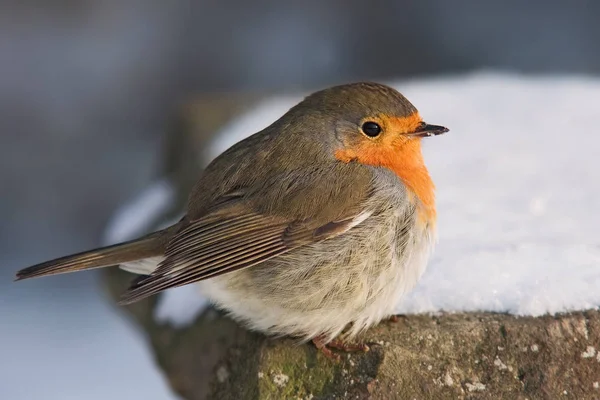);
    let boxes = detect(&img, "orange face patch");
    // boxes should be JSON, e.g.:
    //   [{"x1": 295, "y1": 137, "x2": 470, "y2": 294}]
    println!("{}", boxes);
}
[
  {"x1": 385, "y1": 112, "x2": 424, "y2": 136},
  {"x1": 335, "y1": 112, "x2": 436, "y2": 223}
]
